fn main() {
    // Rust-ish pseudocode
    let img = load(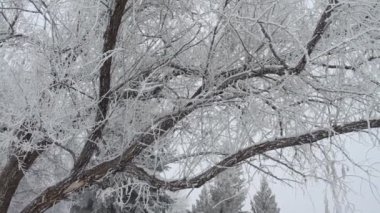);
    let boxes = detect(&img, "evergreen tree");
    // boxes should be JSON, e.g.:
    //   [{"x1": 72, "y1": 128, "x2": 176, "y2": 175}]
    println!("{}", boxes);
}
[
  {"x1": 191, "y1": 167, "x2": 247, "y2": 213},
  {"x1": 250, "y1": 178, "x2": 280, "y2": 213},
  {"x1": 190, "y1": 185, "x2": 214, "y2": 213}
]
